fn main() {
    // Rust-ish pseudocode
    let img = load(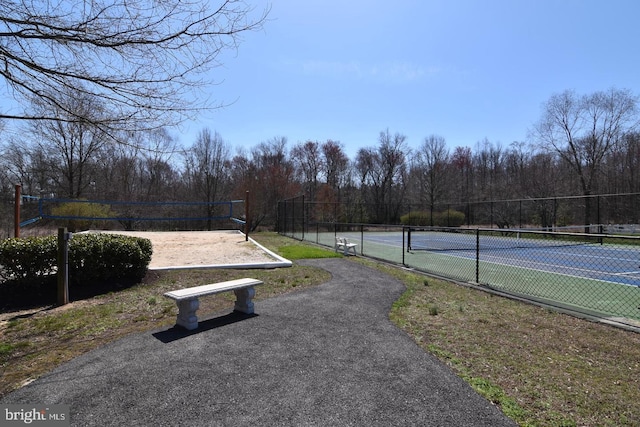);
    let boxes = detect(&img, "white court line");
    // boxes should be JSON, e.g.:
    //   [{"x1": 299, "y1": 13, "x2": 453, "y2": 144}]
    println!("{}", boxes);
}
[
  {"x1": 476, "y1": 252, "x2": 640, "y2": 287},
  {"x1": 341, "y1": 232, "x2": 640, "y2": 286},
  {"x1": 611, "y1": 271, "x2": 640, "y2": 277}
]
